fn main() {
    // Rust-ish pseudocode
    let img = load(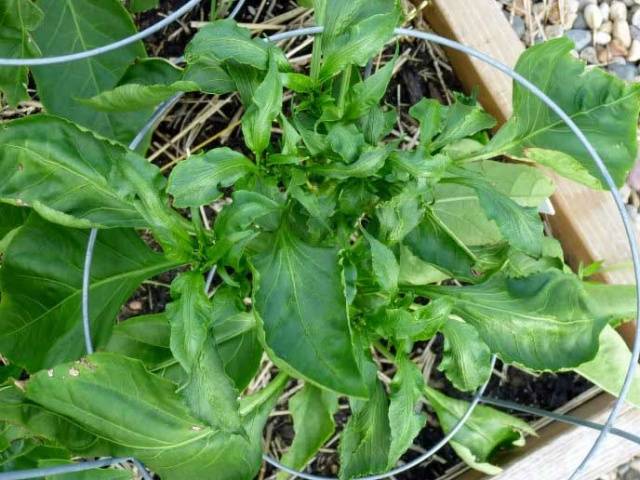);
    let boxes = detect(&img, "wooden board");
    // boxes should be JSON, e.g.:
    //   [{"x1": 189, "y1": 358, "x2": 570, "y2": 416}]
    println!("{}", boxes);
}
[{"x1": 421, "y1": 0, "x2": 640, "y2": 478}]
